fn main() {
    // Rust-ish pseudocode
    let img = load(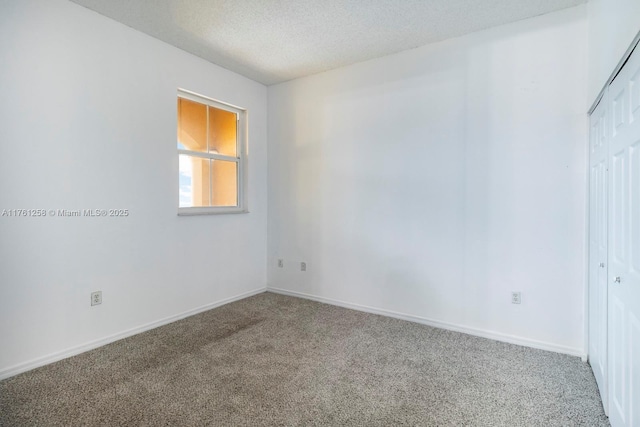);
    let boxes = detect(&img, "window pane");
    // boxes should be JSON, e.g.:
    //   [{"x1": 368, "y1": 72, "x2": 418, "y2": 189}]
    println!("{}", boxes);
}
[
  {"x1": 208, "y1": 106, "x2": 237, "y2": 157},
  {"x1": 177, "y1": 98, "x2": 207, "y2": 152},
  {"x1": 212, "y1": 160, "x2": 237, "y2": 207},
  {"x1": 179, "y1": 155, "x2": 210, "y2": 207}
]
